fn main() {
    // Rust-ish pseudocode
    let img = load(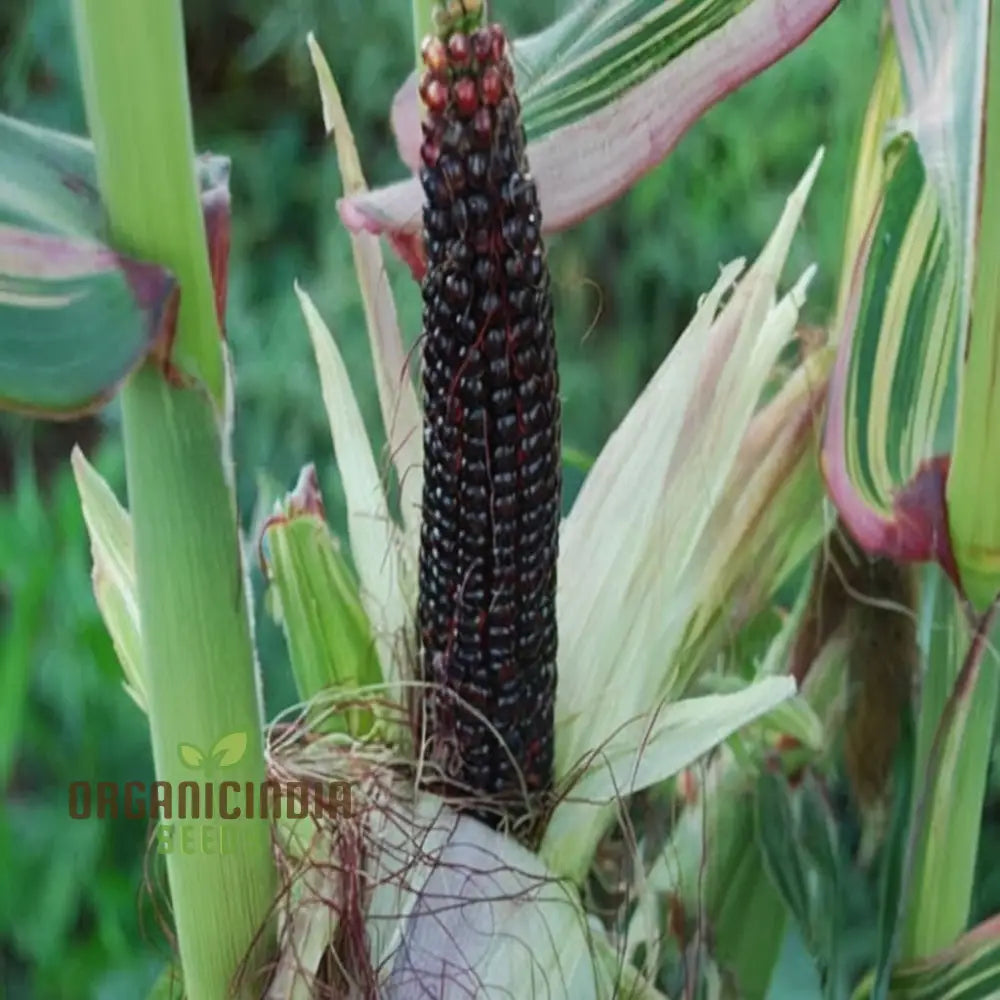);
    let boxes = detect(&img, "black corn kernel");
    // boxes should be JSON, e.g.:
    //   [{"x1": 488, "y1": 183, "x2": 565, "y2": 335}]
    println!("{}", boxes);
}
[{"x1": 416, "y1": 14, "x2": 559, "y2": 833}]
